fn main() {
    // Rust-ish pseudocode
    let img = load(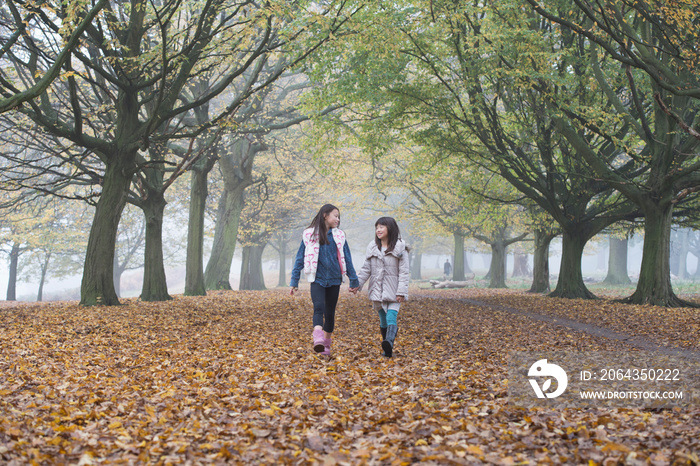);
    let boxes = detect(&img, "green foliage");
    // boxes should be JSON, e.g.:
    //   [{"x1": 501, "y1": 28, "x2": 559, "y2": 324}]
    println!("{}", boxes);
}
[{"x1": 0, "y1": 196, "x2": 91, "y2": 289}]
